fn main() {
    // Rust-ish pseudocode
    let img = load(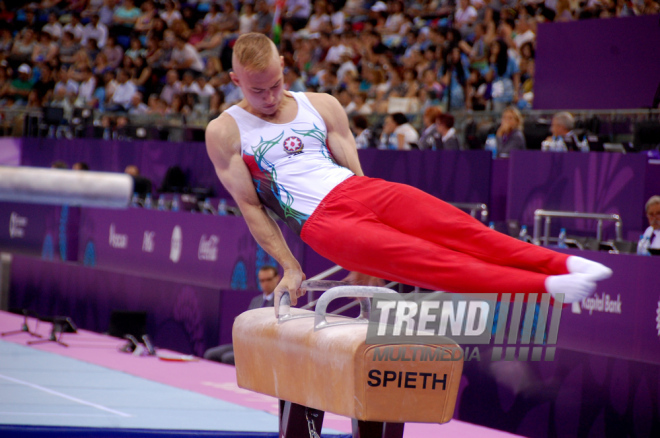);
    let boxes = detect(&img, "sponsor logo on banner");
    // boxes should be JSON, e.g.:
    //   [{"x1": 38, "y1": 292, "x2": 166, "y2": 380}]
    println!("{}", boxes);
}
[
  {"x1": 142, "y1": 231, "x2": 155, "y2": 253},
  {"x1": 198, "y1": 235, "x2": 219, "y2": 261},
  {"x1": 571, "y1": 293, "x2": 622, "y2": 316},
  {"x1": 108, "y1": 224, "x2": 128, "y2": 249},
  {"x1": 9, "y1": 212, "x2": 27, "y2": 238},
  {"x1": 367, "y1": 292, "x2": 564, "y2": 362},
  {"x1": 170, "y1": 226, "x2": 182, "y2": 263}
]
